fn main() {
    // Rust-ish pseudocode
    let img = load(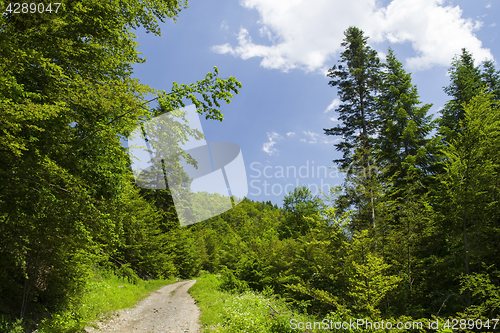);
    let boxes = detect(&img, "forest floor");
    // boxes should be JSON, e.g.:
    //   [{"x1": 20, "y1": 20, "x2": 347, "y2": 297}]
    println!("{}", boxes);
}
[{"x1": 84, "y1": 280, "x2": 200, "y2": 333}]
